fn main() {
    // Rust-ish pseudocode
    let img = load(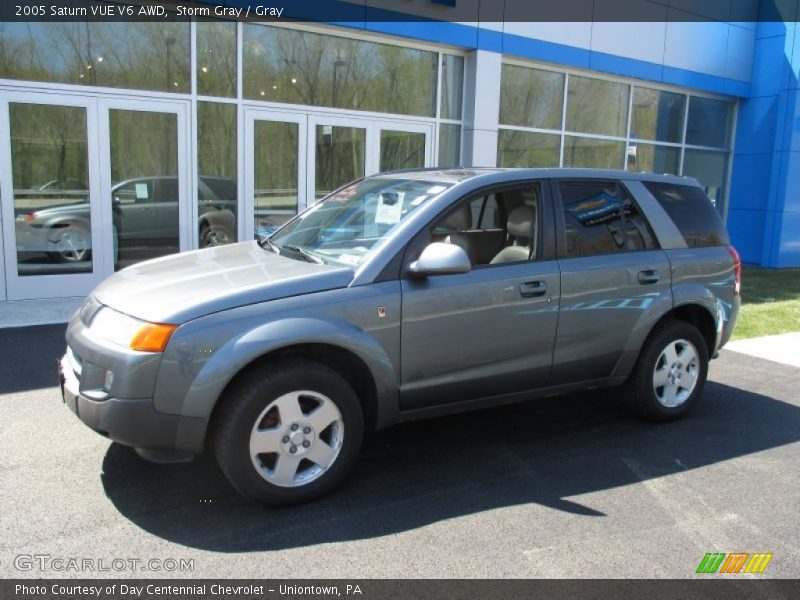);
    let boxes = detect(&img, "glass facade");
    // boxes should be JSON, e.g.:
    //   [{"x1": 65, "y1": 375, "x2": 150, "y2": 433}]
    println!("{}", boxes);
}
[
  {"x1": 0, "y1": 22, "x2": 190, "y2": 92},
  {"x1": 497, "y1": 63, "x2": 735, "y2": 213},
  {"x1": 196, "y1": 21, "x2": 237, "y2": 98},
  {"x1": 243, "y1": 24, "x2": 438, "y2": 117},
  {"x1": 0, "y1": 15, "x2": 745, "y2": 299}
]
